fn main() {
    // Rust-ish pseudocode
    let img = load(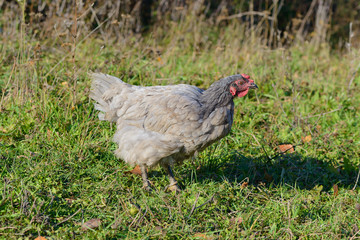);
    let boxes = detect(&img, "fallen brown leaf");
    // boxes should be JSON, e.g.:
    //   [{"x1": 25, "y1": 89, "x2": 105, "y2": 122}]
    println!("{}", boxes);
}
[
  {"x1": 81, "y1": 218, "x2": 101, "y2": 231},
  {"x1": 34, "y1": 237, "x2": 47, "y2": 240},
  {"x1": 302, "y1": 135, "x2": 312, "y2": 143},
  {"x1": 124, "y1": 165, "x2": 145, "y2": 176},
  {"x1": 278, "y1": 144, "x2": 295, "y2": 153},
  {"x1": 333, "y1": 184, "x2": 339, "y2": 196},
  {"x1": 193, "y1": 233, "x2": 214, "y2": 240},
  {"x1": 230, "y1": 217, "x2": 243, "y2": 225},
  {"x1": 240, "y1": 181, "x2": 248, "y2": 189}
]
